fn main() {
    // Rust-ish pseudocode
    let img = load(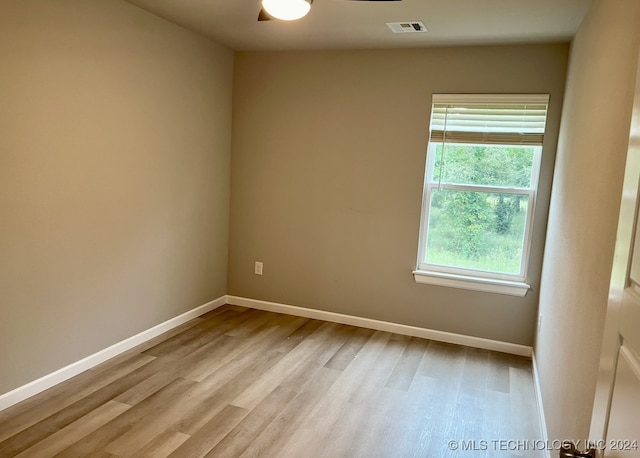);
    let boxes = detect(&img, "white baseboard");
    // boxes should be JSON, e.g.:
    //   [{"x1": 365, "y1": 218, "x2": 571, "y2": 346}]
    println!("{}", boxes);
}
[
  {"x1": 532, "y1": 351, "x2": 550, "y2": 458},
  {"x1": 226, "y1": 295, "x2": 532, "y2": 357},
  {"x1": 0, "y1": 296, "x2": 226, "y2": 412}
]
